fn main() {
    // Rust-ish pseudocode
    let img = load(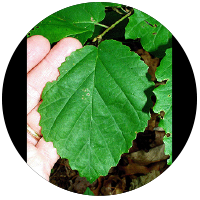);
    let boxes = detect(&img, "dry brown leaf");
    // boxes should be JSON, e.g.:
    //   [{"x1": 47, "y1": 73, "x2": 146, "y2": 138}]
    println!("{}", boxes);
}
[
  {"x1": 118, "y1": 157, "x2": 150, "y2": 176},
  {"x1": 128, "y1": 144, "x2": 169, "y2": 165},
  {"x1": 73, "y1": 176, "x2": 90, "y2": 194},
  {"x1": 101, "y1": 175, "x2": 126, "y2": 195},
  {"x1": 151, "y1": 130, "x2": 165, "y2": 147},
  {"x1": 90, "y1": 177, "x2": 104, "y2": 196},
  {"x1": 129, "y1": 170, "x2": 160, "y2": 190},
  {"x1": 135, "y1": 49, "x2": 160, "y2": 81},
  {"x1": 147, "y1": 113, "x2": 159, "y2": 131}
]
